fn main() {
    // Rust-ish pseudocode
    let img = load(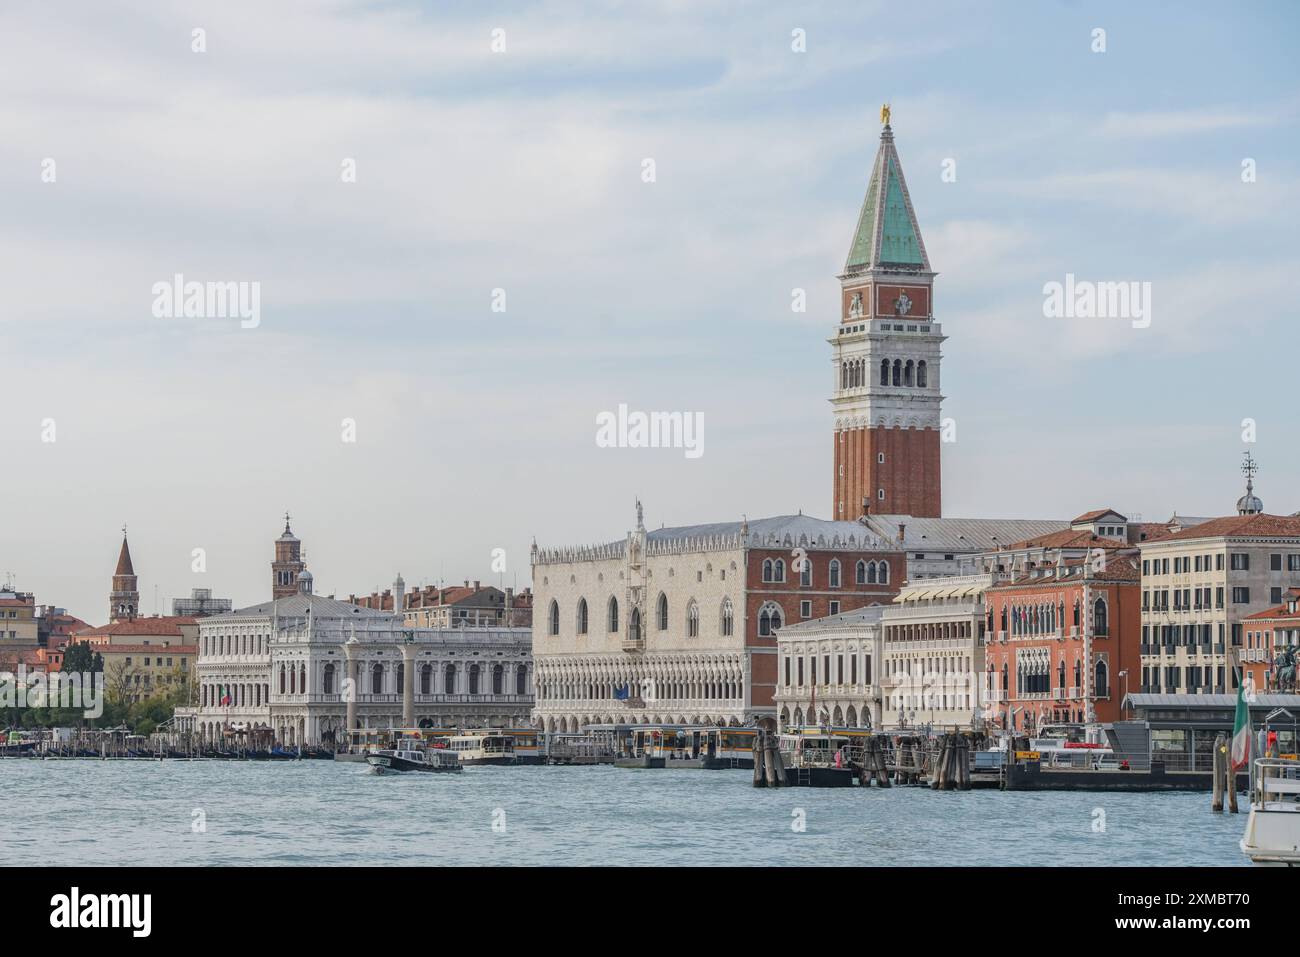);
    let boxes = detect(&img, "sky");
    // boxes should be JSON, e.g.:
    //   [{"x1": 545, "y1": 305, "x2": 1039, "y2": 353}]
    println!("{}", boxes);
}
[{"x1": 1, "y1": 0, "x2": 1297, "y2": 624}]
